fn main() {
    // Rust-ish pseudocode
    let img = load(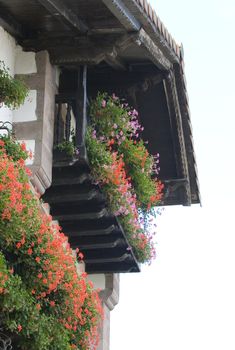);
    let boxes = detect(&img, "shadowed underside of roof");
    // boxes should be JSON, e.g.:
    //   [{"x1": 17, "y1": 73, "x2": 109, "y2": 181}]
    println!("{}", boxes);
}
[{"x1": 0, "y1": 0, "x2": 200, "y2": 206}]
